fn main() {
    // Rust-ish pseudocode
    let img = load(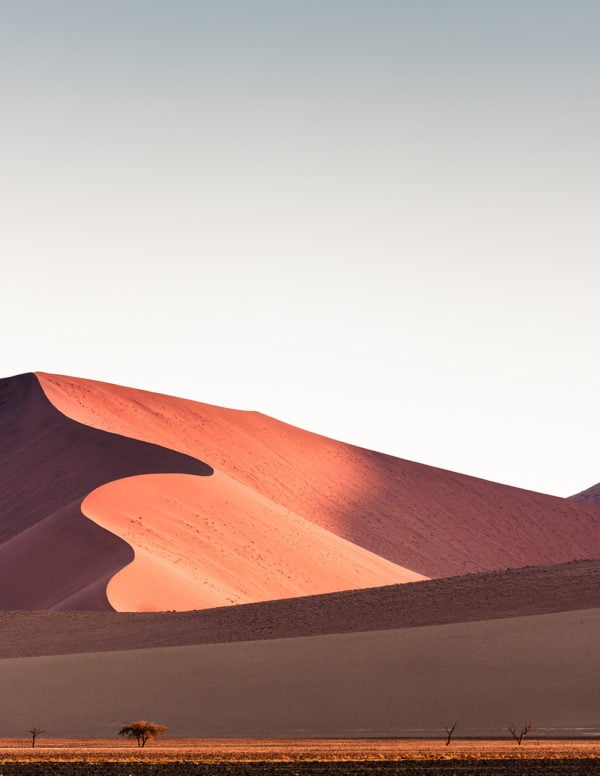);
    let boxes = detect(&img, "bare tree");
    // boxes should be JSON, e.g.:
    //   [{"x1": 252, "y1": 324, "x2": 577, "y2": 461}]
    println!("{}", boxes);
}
[
  {"x1": 508, "y1": 721, "x2": 534, "y2": 745},
  {"x1": 444, "y1": 723, "x2": 457, "y2": 746},
  {"x1": 118, "y1": 720, "x2": 168, "y2": 748},
  {"x1": 29, "y1": 726, "x2": 46, "y2": 748}
]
